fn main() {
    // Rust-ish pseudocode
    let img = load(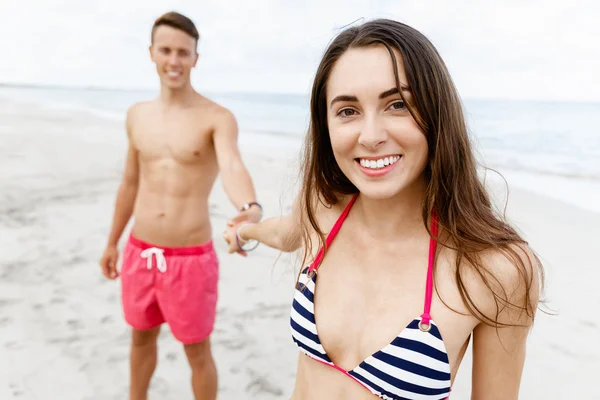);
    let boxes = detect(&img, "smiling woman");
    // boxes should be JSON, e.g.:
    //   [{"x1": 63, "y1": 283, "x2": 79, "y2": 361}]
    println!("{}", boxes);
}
[{"x1": 224, "y1": 18, "x2": 543, "y2": 400}]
